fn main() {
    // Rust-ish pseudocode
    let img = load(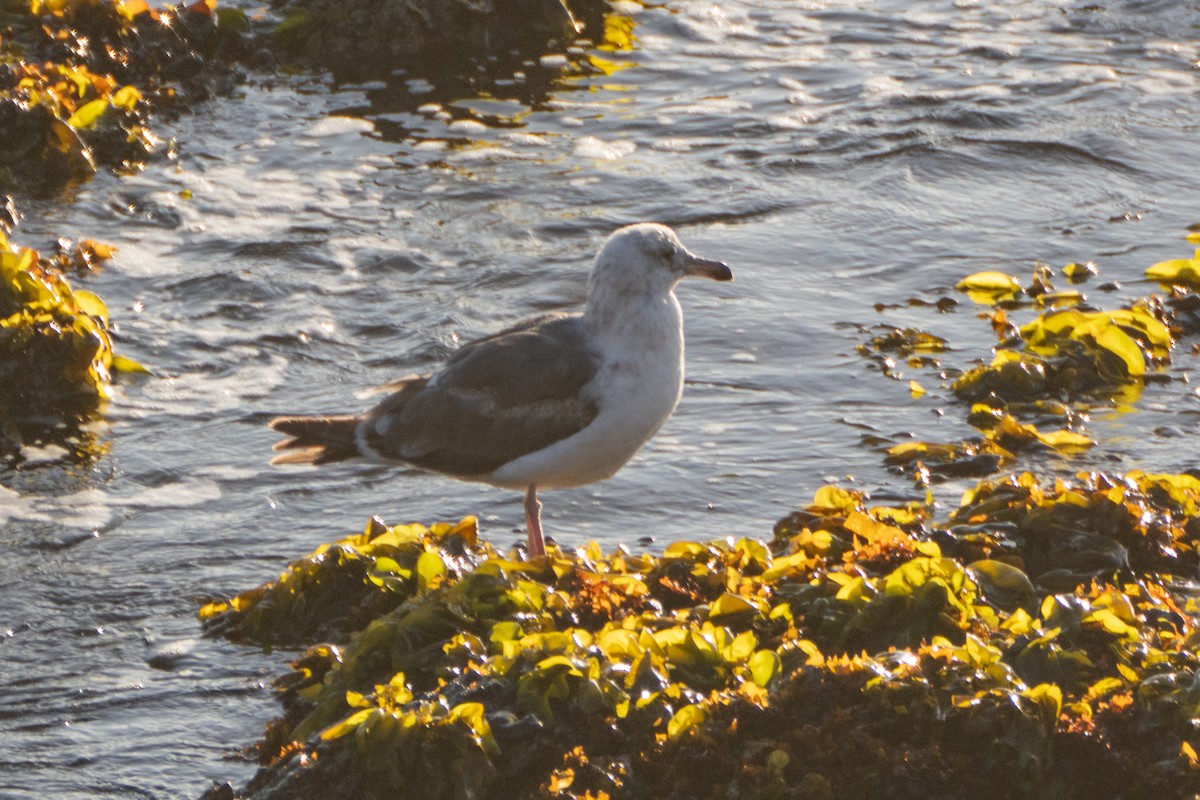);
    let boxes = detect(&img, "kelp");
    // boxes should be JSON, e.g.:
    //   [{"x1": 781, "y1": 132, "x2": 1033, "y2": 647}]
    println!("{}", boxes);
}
[
  {"x1": 268, "y1": 0, "x2": 592, "y2": 79},
  {"x1": 856, "y1": 326, "x2": 947, "y2": 378},
  {"x1": 0, "y1": 0, "x2": 249, "y2": 192},
  {"x1": 204, "y1": 470, "x2": 1200, "y2": 800},
  {"x1": 1146, "y1": 232, "x2": 1200, "y2": 289},
  {"x1": 200, "y1": 516, "x2": 488, "y2": 646},
  {"x1": 948, "y1": 470, "x2": 1200, "y2": 589},
  {"x1": 860, "y1": 254, "x2": 1192, "y2": 490},
  {"x1": 949, "y1": 260, "x2": 1177, "y2": 415},
  {"x1": 885, "y1": 437, "x2": 1013, "y2": 483},
  {"x1": 0, "y1": 61, "x2": 148, "y2": 190},
  {"x1": 0, "y1": 229, "x2": 140, "y2": 416},
  {"x1": 883, "y1": 414, "x2": 1094, "y2": 486},
  {"x1": 952, "y1": 300, "x2": 1174, "y2": 410},
  {"x1": 956, "y1": 270, "x2": 1023, "y2": 305},
  {"x1": 957, "y1": 264, "x2": 1091, "y2": 311}
]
